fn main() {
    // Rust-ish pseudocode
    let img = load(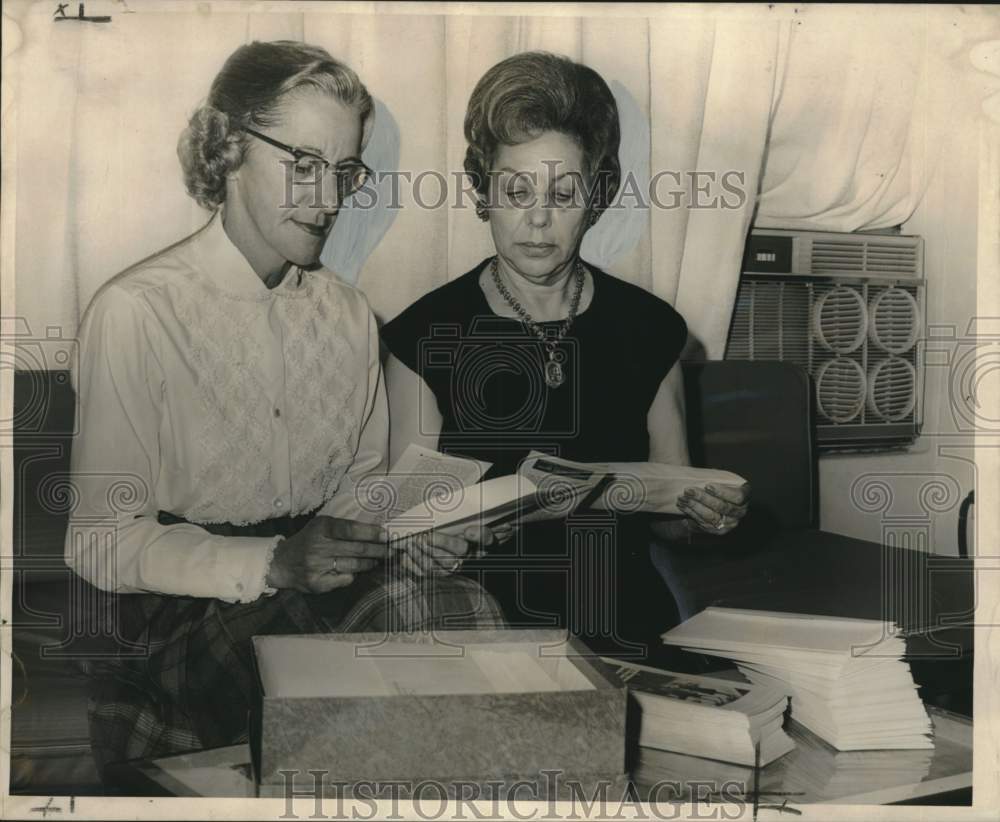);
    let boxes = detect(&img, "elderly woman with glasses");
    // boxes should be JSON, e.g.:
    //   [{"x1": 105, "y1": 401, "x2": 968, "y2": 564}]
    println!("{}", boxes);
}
[
  {"x1": 67, "y1": 40, "x2": 501, "y2": 779},
  {"x1": 382, "y1": 52, "x2": 750, "y2": 658}
]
